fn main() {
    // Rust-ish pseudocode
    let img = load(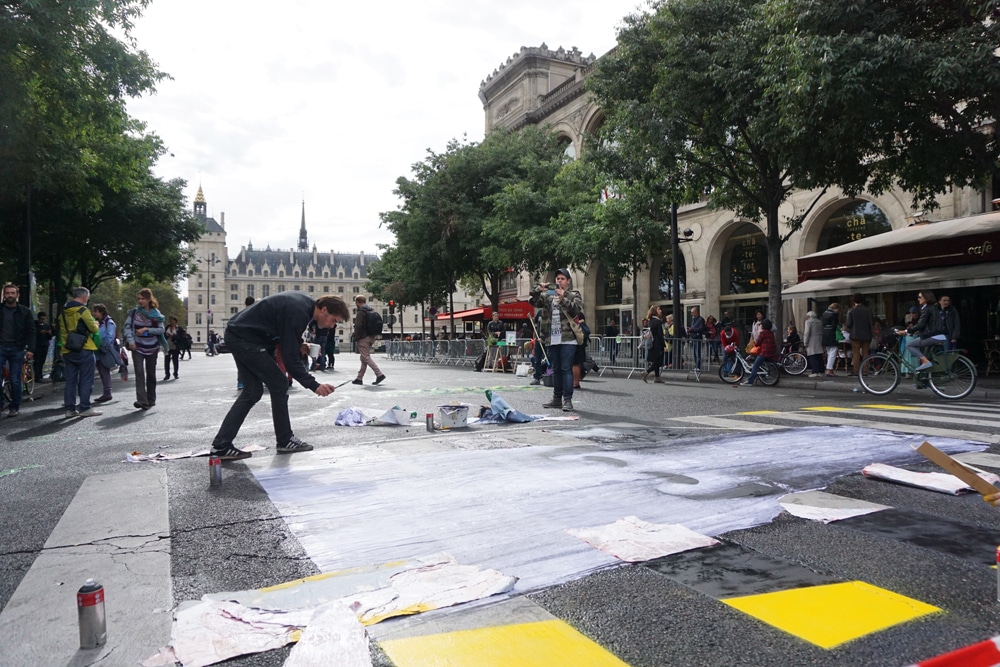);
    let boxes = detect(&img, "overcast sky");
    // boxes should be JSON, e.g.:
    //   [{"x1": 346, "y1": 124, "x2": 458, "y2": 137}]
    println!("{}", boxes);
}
[{"x1": 126, "y1": 0, "x2": 645, "y2": 258}]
